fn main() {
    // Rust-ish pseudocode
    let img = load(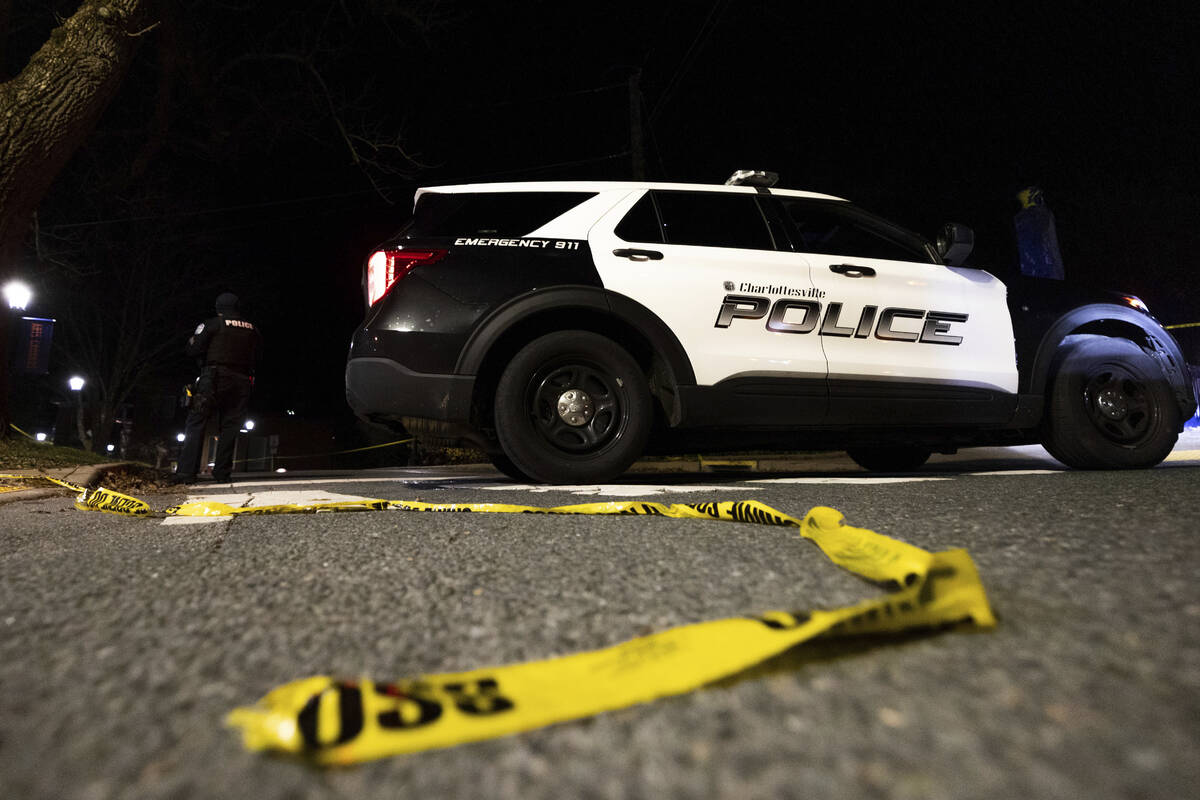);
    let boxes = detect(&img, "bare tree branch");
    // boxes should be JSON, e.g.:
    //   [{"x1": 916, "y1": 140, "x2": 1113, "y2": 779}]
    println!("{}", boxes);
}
[{"x1": 0, "y1": 0, "x2": 154, "y2": 436}]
